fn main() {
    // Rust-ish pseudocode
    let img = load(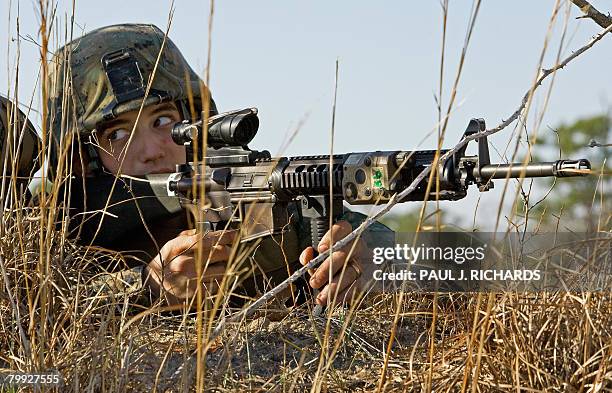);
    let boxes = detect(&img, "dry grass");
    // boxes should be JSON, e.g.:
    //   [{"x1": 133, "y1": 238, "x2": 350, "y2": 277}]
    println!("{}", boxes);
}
[
  {"x1": 1, "y1": 0, "x2": 611, "y2": 391},
  {"x1": 1, "y1": 219, "x2": 611, "y2": 392}
]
